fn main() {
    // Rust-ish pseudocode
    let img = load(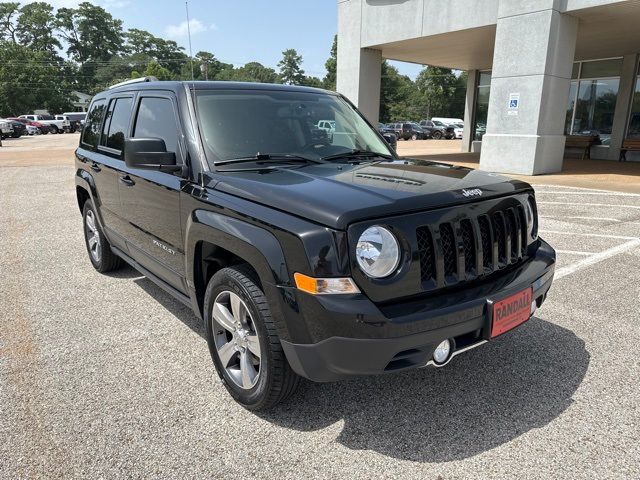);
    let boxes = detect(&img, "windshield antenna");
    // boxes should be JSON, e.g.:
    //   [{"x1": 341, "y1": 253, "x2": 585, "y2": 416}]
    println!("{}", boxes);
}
[{"x1": 185, "y1": 1, "x2": 195, "y2": 81}]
